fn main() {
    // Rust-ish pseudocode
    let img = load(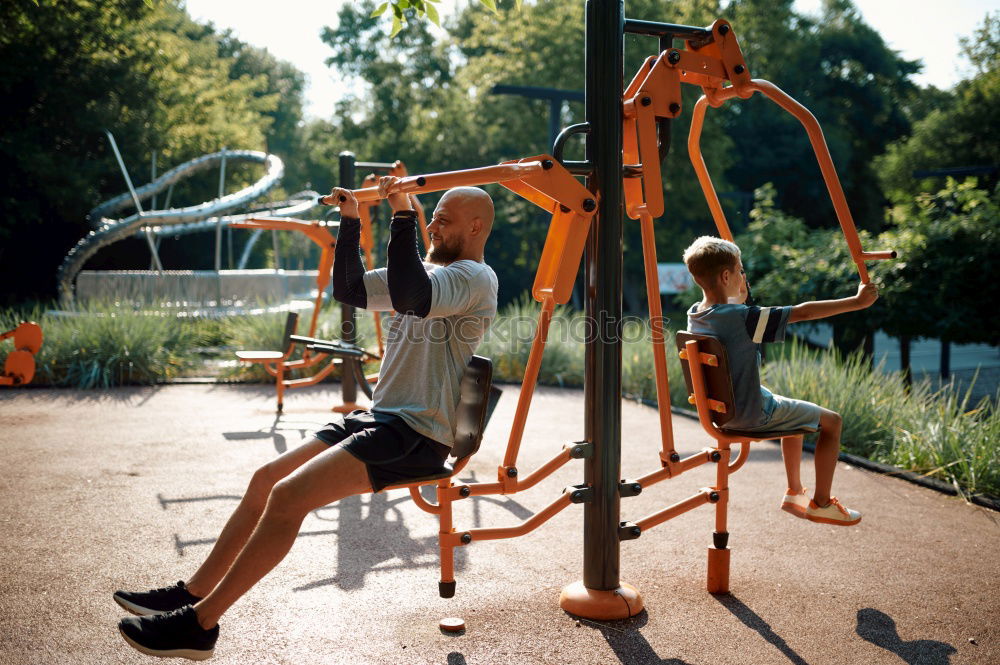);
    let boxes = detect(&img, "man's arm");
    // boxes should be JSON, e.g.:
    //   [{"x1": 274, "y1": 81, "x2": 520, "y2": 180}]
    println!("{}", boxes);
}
[
  {"x1": 788, "y1": 283, "x2": 879, "y2": 323},
  {"x1": 331, "y1": 215, "x2": 368, "y2": 309},
  {"x1": 386, "y1": 209, "x2": 432, "y2": 317}
]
